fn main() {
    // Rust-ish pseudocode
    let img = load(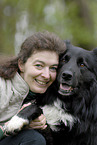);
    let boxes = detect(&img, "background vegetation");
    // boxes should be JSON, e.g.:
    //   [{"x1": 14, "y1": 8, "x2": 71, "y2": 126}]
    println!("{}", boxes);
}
[{"x1": 0, "y1": 0, "x2": 97, "y2": 55}]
